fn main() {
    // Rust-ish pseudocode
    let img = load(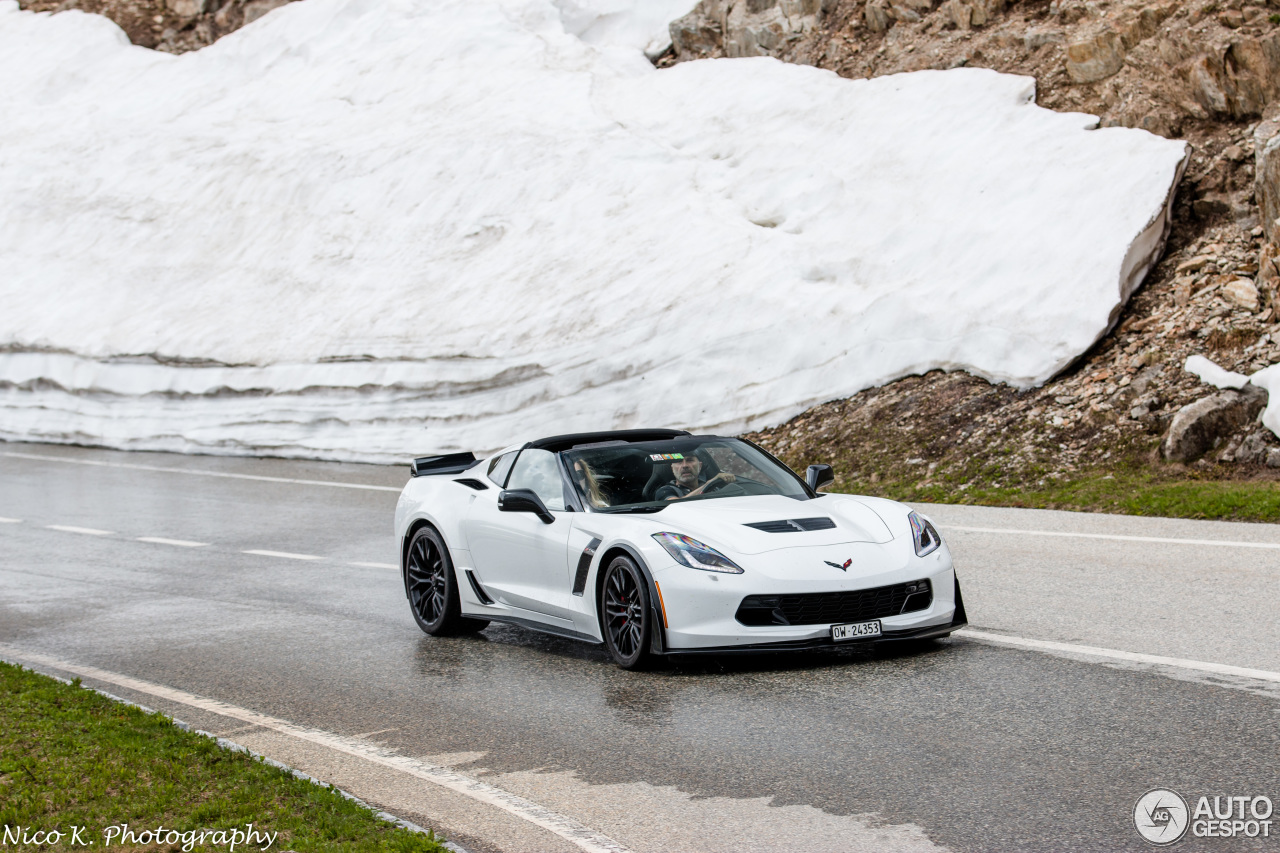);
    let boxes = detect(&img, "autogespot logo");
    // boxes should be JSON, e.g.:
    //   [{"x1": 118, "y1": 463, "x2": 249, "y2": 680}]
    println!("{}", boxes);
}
[
  {"x1": 1133, "y1": 788, "x2": 1276, "y2": 843},
  {"x1": 1135, "y1": 789, "x2": 1190, "y2": 846}
]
